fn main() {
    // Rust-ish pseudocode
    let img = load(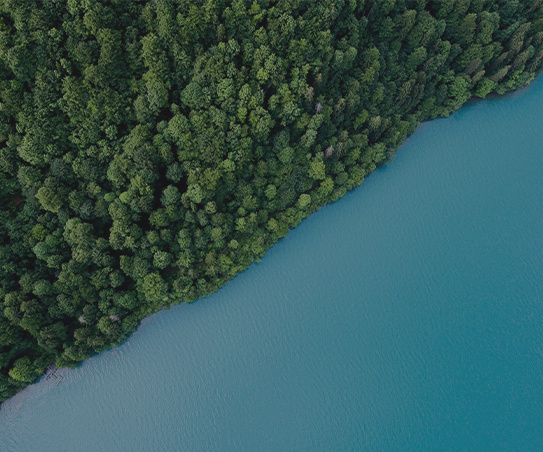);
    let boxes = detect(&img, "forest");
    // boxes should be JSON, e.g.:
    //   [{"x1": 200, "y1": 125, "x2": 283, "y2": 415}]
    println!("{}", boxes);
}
[{"x1": 1, "y1": 0, "x2": 543, "y2": 402}]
